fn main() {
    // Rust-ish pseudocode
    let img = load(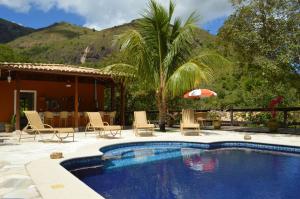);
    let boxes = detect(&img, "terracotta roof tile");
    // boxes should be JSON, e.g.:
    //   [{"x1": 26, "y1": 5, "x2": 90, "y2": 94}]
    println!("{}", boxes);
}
[{"x1": 0, "y1": 62, "x2": 111, "y2": 76}]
